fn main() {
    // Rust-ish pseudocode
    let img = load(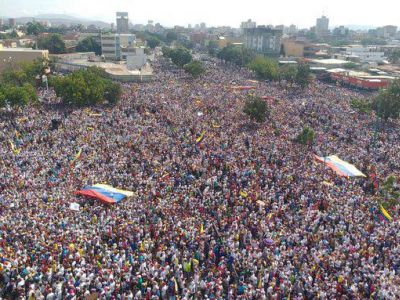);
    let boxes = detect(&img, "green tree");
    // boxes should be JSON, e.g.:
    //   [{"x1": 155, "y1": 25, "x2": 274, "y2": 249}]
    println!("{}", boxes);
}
[
  {"x1": 183, "y1": 60, "x2": 205, "y2": 77},
  {"x1": 1, "y1": 58, "x2": 46, "y2": 86},
  {"x1": 52, "y1": 68, "x2": 121, "y2": 107},
  {"x1": 305, "y1": 31, "x2": 318, "y2": 42},
  {"x1": 0, "y1": 83, "x2": 38, "y2": 107},
  {"x1": 279, "y1": 65, "x2": 298, "y2": 86},
  {"x1": 146, "y1": 36, "x2": 161, "y2": 49},
  {"x1": 166, "y1": 30, "x2": 178, "y2": 43},
  {"x1": 243, "y1": 95, "x2": 270, "y2": 123},
  {"x1": 26, "y1": 22, "x2": 46, "y2": 36},
  {"x1": 343, "y1": 62, "x2": 358, "y2": 69},
  {"x1": 295, "y1": 126, "x2": 315, "y2": 146},
  {"x1": 295, "y1": 63, "x2": 311, "y2": 89},
  {"x1": 207, "y1": 40, "x2": 219, "y2": 56},
  {"x1": 9, "y1": 30, "x2": 18, "y2": 38},
  {"x1": 217, "y1": 44, "x2": 254, "y2": 66},
  {"x1": 379, "y1": 175, "x2": 400, "y2": 209},
  {"x1": 162, "y1": 46, "x2": 172, "y2": 58},
  {"x1": 248, "y1": 56, "x2": 279, "y2": 81},
  {"x1": 0, "y1": 90, "x2": 5, "y2": 107},
  {"x1": 104, "y1": 81, "x2": 122, "y2": 105},
  {"x1": 76, "y1": 36, "x2": 101, "y2": 55},
  {"x1": 144, "y1": 48, "x2": 151, "y2": 55},
  {"x1": 371, "y1": 79, "x2": 400, "y2": 121},
  {"x1": 388, "y1": 49, "x2": 400, "y2": 64},
  {"x1": 38, "y1": 34, "x2": 66, "y2": 54},
  {"x1": 350, "y1": 98, "x2": 372, "y2": 114},
  {"x1": 169, "y1": 47, "x2": 192, "y2": 67}
]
